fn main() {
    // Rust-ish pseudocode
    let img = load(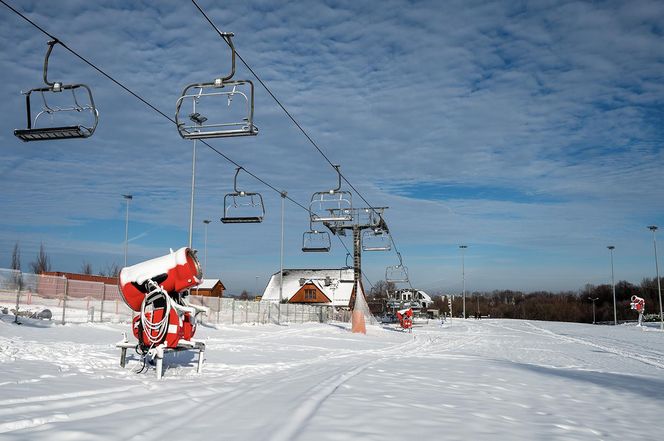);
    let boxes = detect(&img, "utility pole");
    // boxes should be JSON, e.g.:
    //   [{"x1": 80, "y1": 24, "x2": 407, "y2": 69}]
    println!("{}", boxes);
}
[
  {"x1": 279, "y1": 191, "x2": 287, "y2": 324},
  {"x1": 647, "y1": 226, "x2": 663, "y2": 330},
  {"x1": 589, "y1": 297, "x2": 598, "y2": 324},
  {"x1": 459, "y1": 245, "x2": 468, "y2": 319},
  {"x1": 203, "y1": 220, "x2": 211, "y2": 275},
  {"x1": 607, "y1": 245, "x2": 616, "y2": 325},
  {"x1": 122, "y1": 194, "x2": 132, "y2": 268}
]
